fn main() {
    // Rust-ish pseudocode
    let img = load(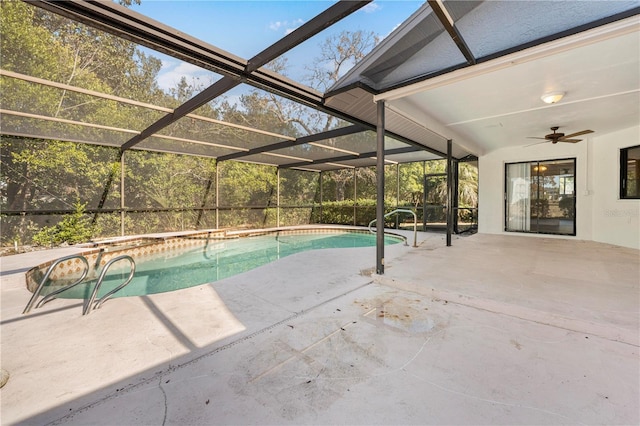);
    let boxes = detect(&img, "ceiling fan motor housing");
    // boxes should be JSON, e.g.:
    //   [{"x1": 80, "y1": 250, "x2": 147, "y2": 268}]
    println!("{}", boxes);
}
[{"x1": 546, "y1": 126, "x2": 564, "y2": 142}]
